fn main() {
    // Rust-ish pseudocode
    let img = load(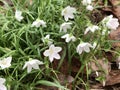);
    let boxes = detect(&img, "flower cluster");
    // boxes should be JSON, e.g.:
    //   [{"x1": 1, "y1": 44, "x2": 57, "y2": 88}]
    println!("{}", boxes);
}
[
  {"x1": 82, "y1": 0, "x2": 94, "y2": 11},
  {"x1": 13, "y1": 5, "x2": 120, "y2": 68}
]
